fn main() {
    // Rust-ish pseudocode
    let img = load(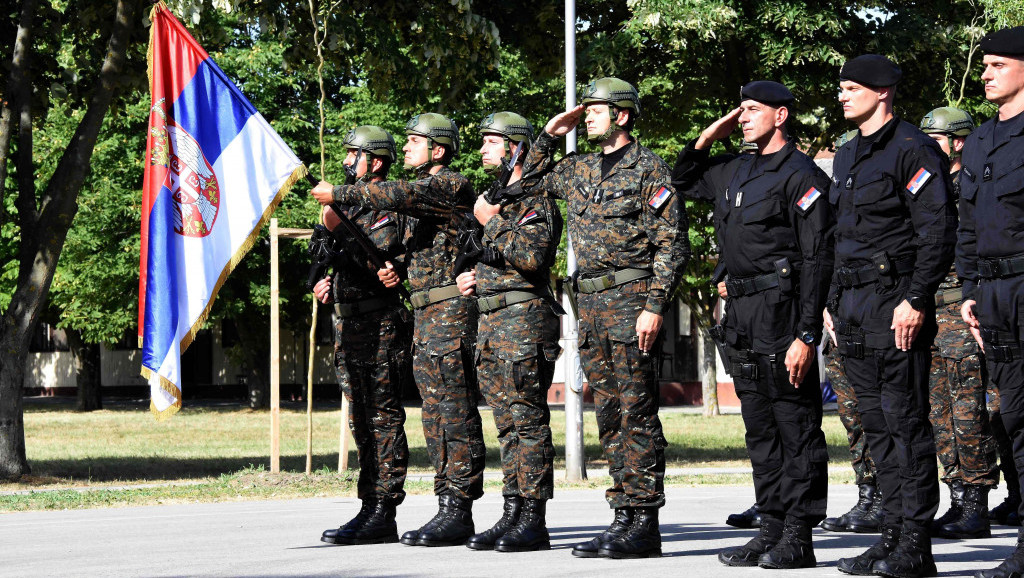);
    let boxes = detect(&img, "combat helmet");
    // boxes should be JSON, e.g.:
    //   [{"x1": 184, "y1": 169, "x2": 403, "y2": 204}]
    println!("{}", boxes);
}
[
  {"x1": 479, "y1": 111, "x2": 533, "y2": 165},
  {"x1": 920, "y1": 106, "x2": 974, "y2": 159},
  {"x1": 405, "y1": 112, "x2": 460, "y2": 161},
  {"x1": 581, "y1": 77, "x2": 640, "y2": 143},
  {"x1": 343, "y1": 125, "x2": 397, "y2": 163}
]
